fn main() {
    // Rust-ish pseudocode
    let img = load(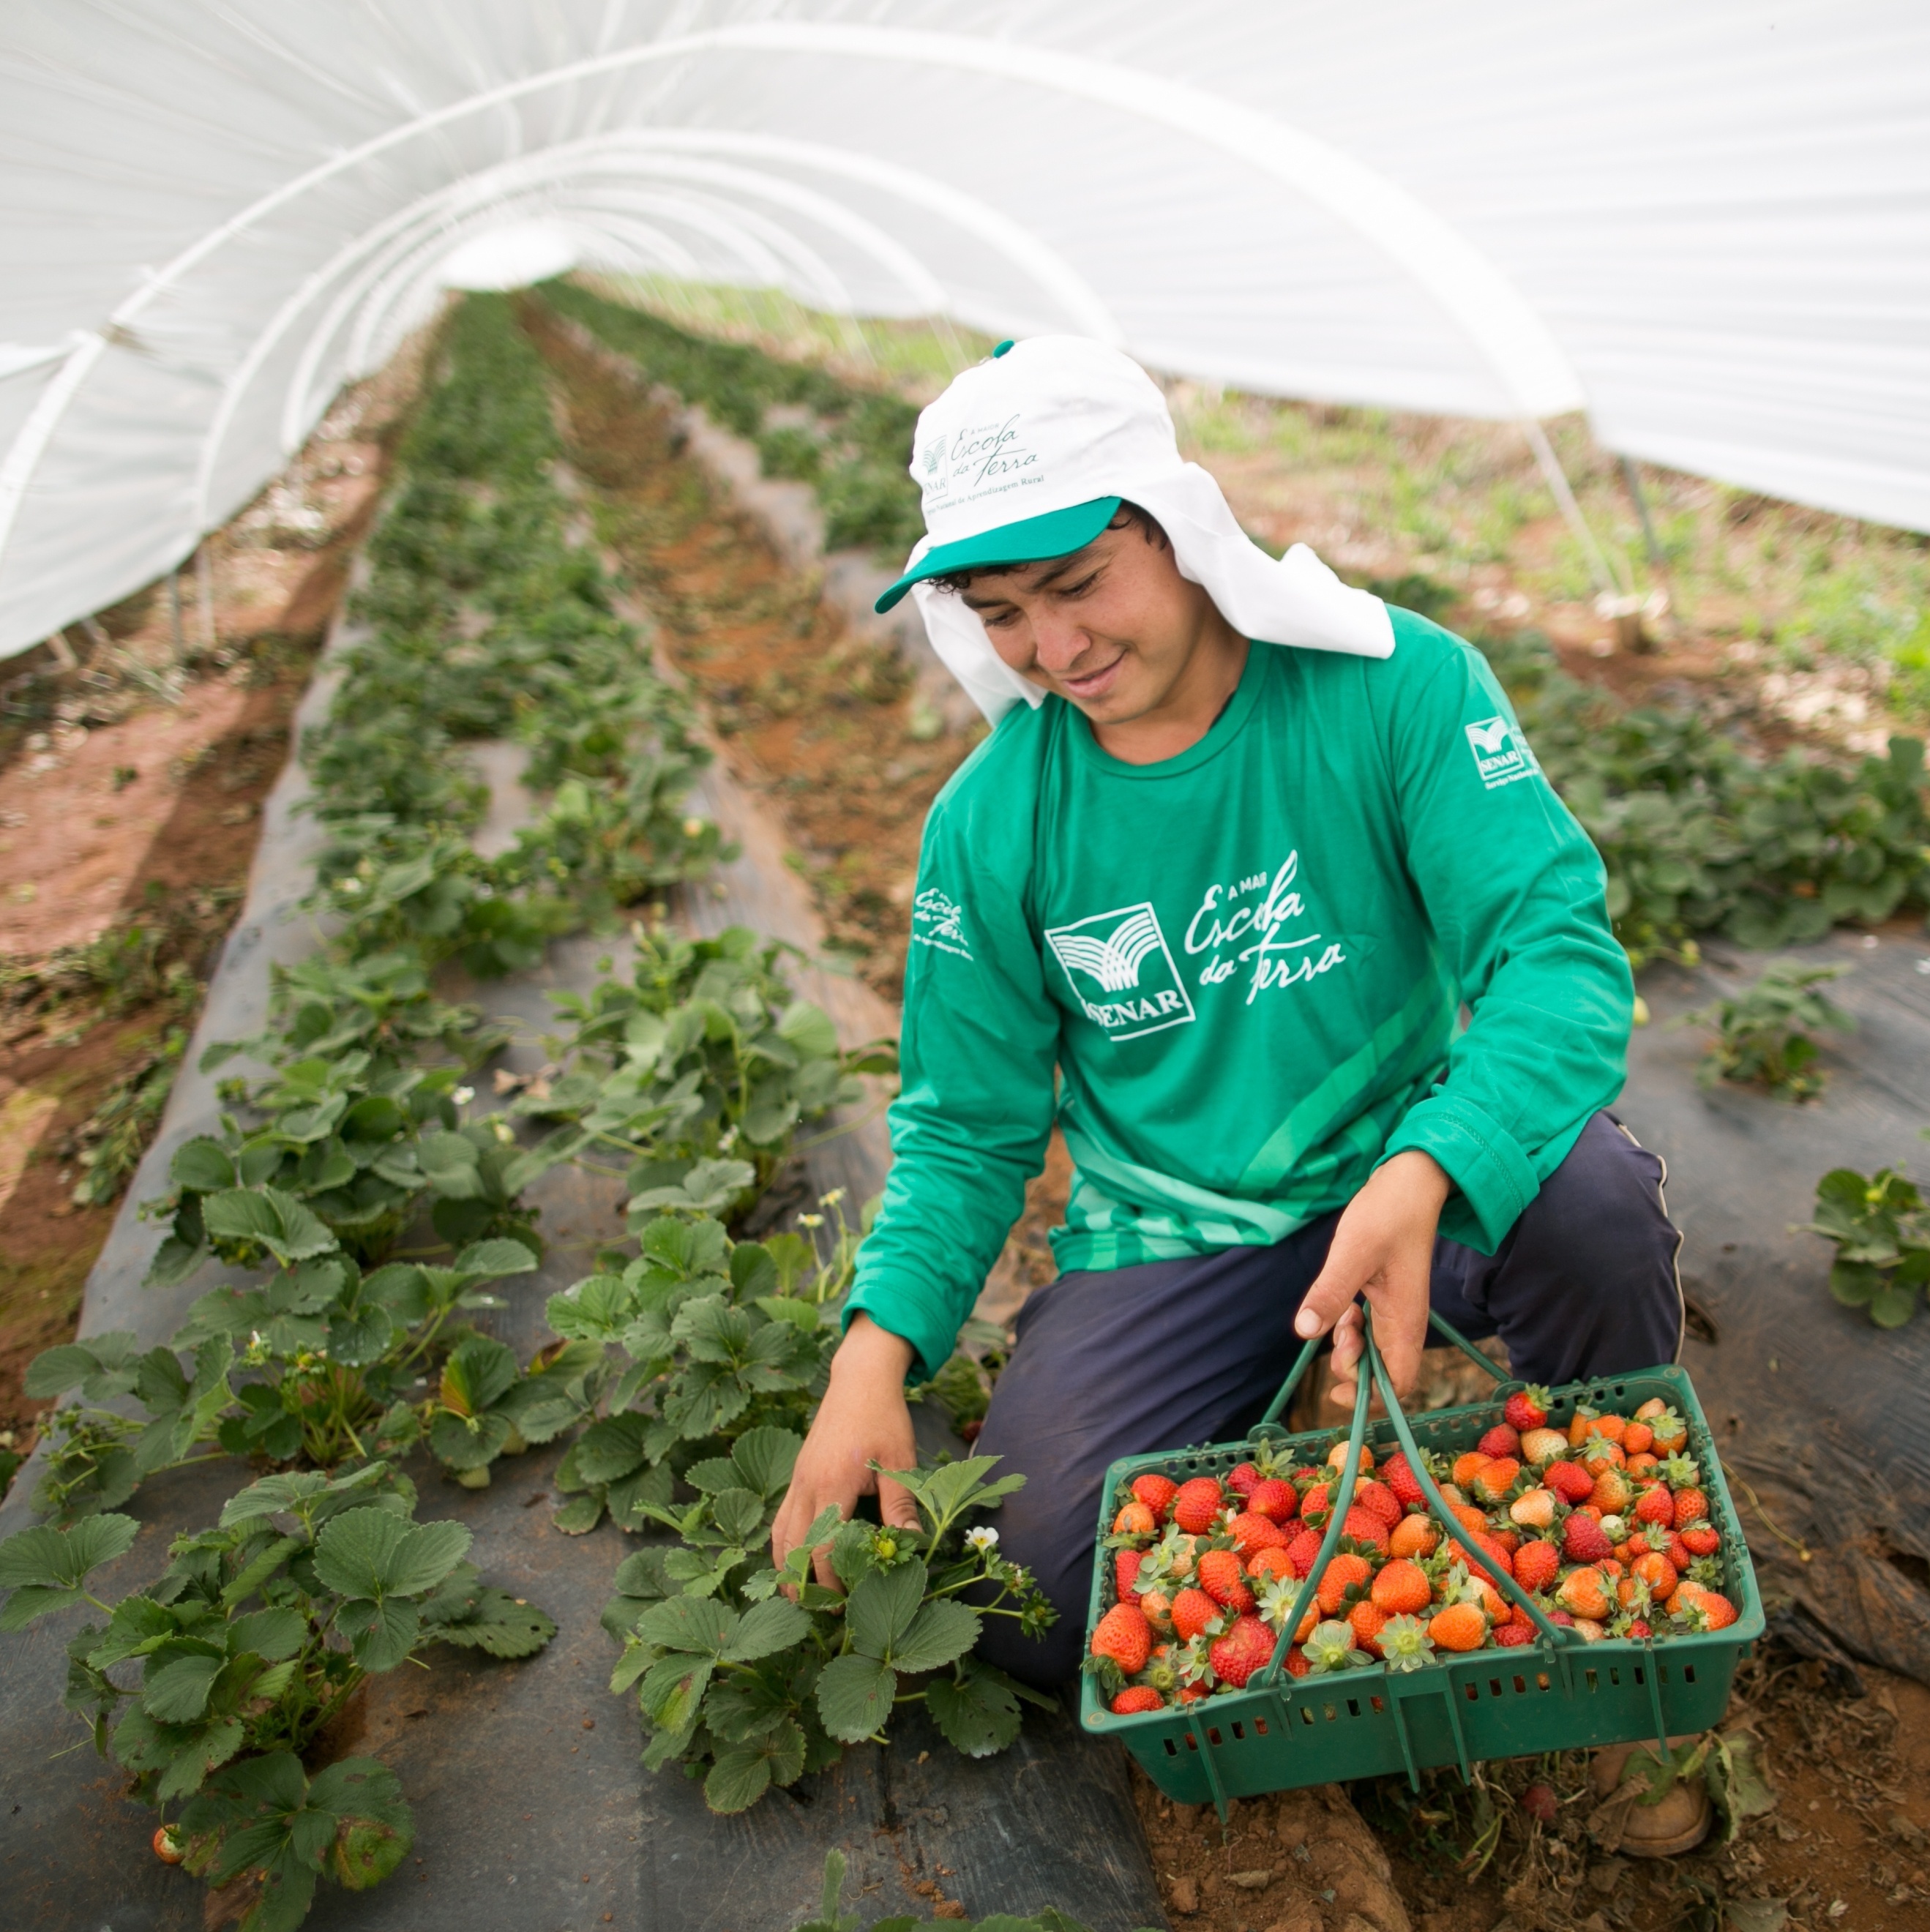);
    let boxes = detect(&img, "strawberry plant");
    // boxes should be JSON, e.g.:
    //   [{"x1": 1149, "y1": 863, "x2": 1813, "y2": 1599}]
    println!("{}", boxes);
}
[
  {"x1": 23, "y1": 1237, "x2": 561, "y2": 1521},
  {"x1": 515, "y1": 921, "x2": 894, "y2": 1221},
  {"x1": 1679, "y1": 959, "x2": 1854, "y2": 1101},
  {"x1": 605, "y1": 1452, "x2": 1052, "y2": 1813},
  {"x1": 1800, "y1": 1164, "x2": 1930, "y2": 1326},
  {"x1": 0, "y1": 1459, "x2": 552, "y2": 1931}
]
